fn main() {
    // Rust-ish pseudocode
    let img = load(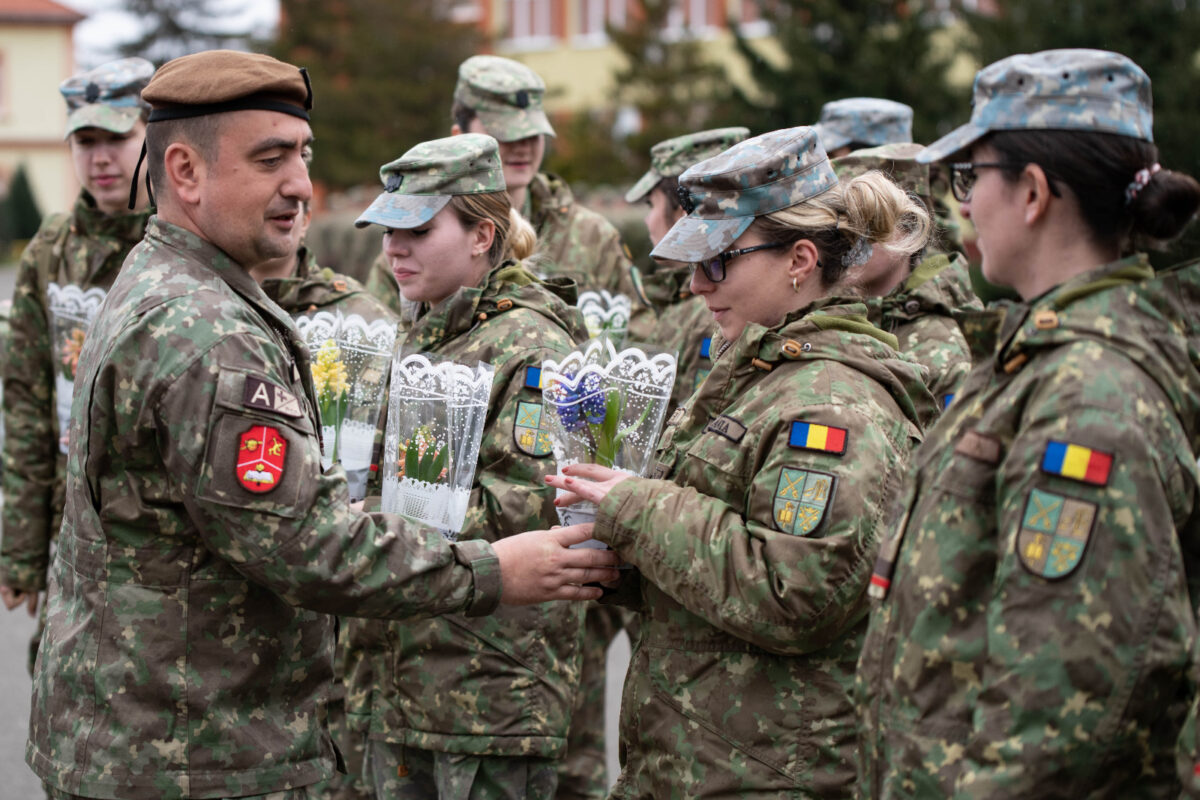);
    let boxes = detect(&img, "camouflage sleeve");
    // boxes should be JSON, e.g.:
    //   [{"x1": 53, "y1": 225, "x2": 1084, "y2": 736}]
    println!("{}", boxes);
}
[
  {"x1": 1178, "y1": 661, "x2": 1200, "y2": 797},
  {"x1": 364, "y1": 252, "x2": 403, "y2": 316},
  {"x1": 0, "y1": 237, "x2": 57, "y2": 590},
  {"x1": 462, "y1": 347, "x2": 560, "y2": 541},
  {"x1": 593, "y1": 404, "x2": 907, "y2": 654},
  {"x1": 899, "y1": 315, "x2": 972, "y2": 405},
  {"x1": 952, "y1": 401, "x2": 1195, "y2": 798},
  {"x1": 159, "y1": 332, "x2": 501, "y2": 620}
]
